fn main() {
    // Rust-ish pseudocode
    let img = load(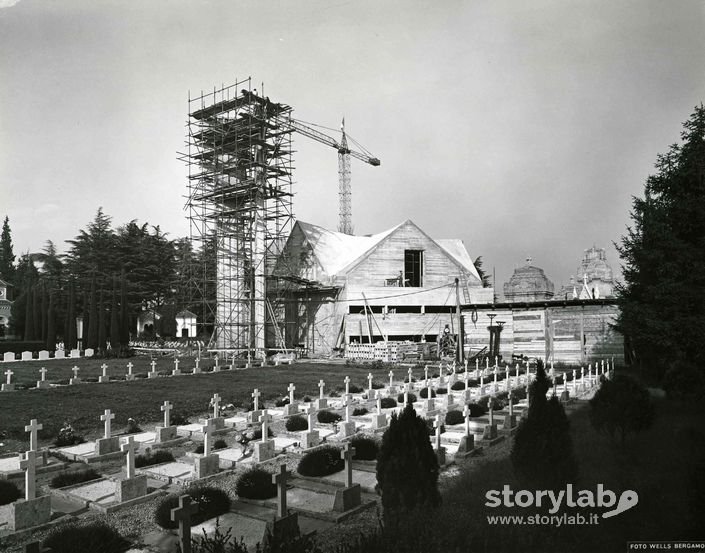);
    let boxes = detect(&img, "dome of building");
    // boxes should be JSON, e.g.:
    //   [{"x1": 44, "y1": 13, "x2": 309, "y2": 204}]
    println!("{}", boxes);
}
[
  {"x1": 503, "y1": 257, "x2": 555, "y2": 302},
  {"x1": 578, "y1": 246, "x2": 613, "y2": 283}
]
